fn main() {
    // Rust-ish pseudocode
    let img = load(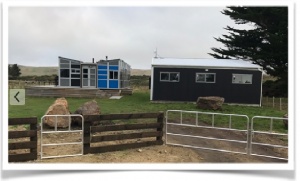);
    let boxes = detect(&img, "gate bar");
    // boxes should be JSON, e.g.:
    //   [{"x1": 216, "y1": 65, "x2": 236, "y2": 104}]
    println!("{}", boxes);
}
[
  {"x1": 166, "y1": 110, "x2": 250, "y2": 155},
  {"x1": 168, "y1": 143, "x2": 248, "y2": 155},
  {"x1": 250, "y1": 153, "x2": 288, "y2": 161},
  {"x1": 41, "y1": 114, "x2": 84, "y2": 159},
  {"x1": 168, "y1": 132, "x2": 247, "y2": 144},
  {"x1": 167, "y1": 122, "x2": 248, "y2": 132},
  {"x1": 250, "y1": 116, "x2": 288, "y2": 160}
]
